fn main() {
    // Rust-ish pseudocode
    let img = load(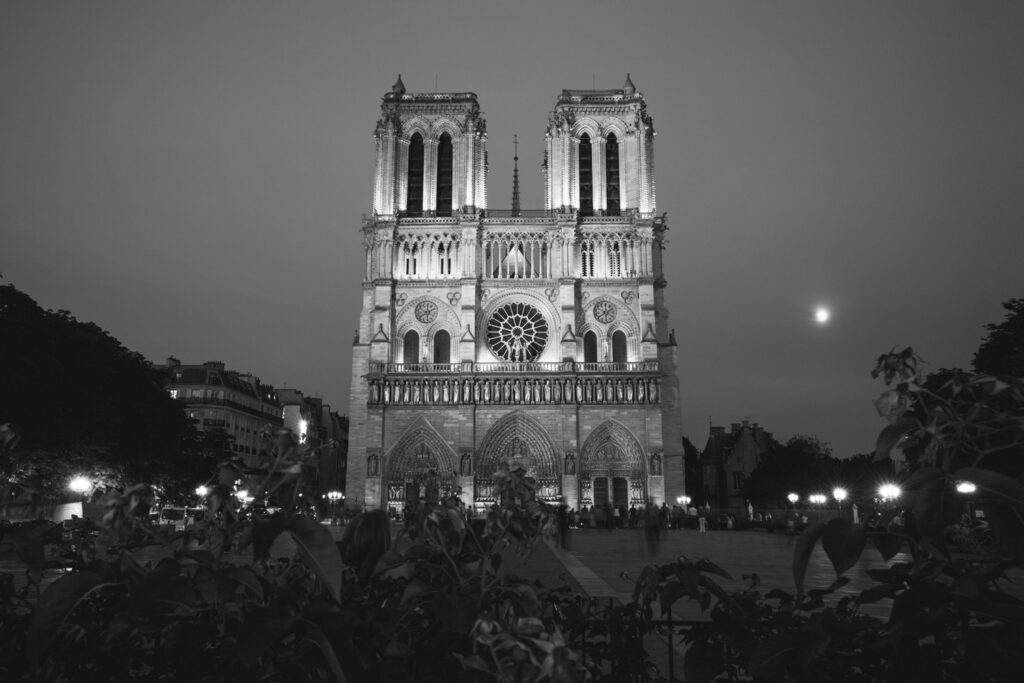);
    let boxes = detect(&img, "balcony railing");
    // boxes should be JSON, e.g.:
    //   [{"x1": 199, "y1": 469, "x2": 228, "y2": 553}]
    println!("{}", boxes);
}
[{"x1": 369, "y1": 361, "x2": 658, "y2": 375}]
